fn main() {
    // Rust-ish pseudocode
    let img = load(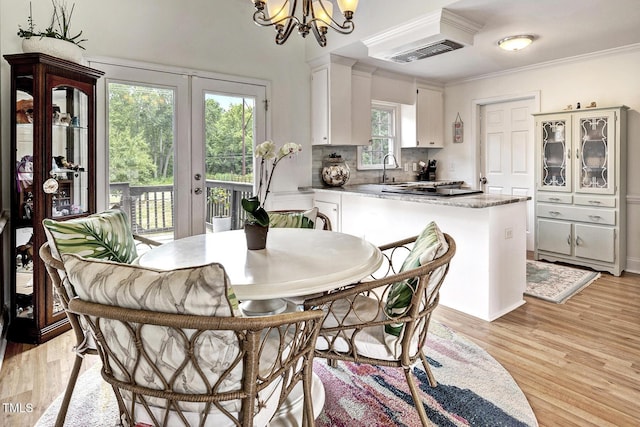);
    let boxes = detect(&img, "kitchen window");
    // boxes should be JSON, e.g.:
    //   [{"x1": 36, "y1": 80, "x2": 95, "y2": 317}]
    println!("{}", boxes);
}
[{"x1": 357, "y1": 101, "x2": 401, "y2": 170}]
